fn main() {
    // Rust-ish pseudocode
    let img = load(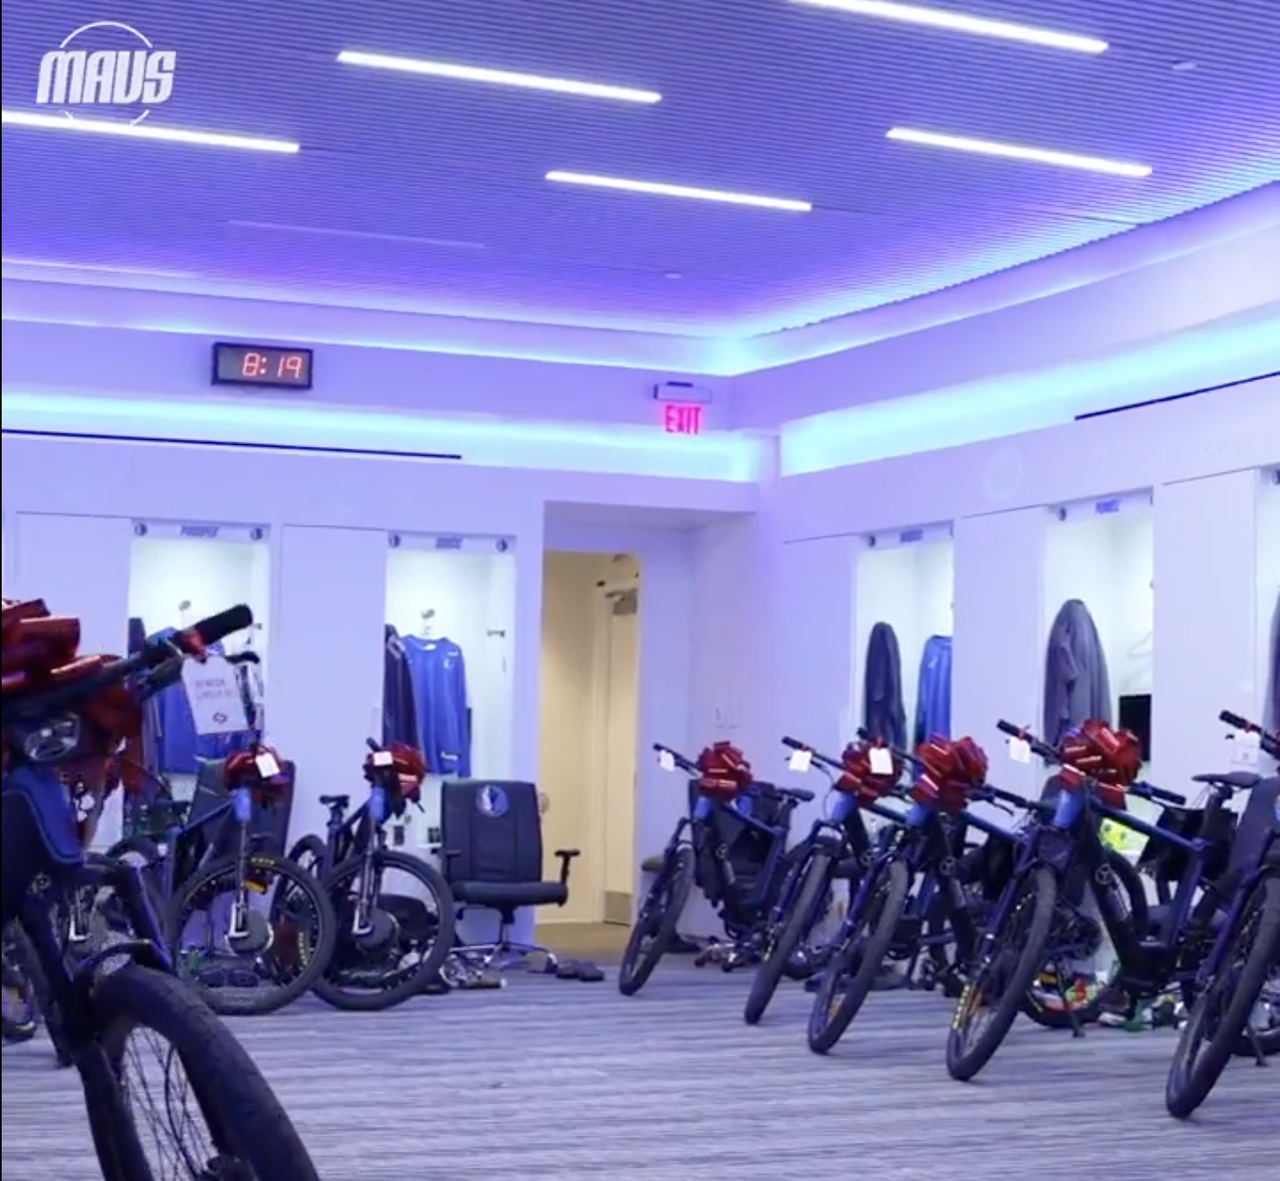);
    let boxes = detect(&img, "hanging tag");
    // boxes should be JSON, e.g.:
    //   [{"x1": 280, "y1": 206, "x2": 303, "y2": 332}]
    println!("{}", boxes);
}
[
  {"x1": 182, "y1": 655, "x2": 249, "y2": 736},
  {"x1": 372, "y1": 749, "x2": 395, "y2": 767},
  {"x1": 1230, "y1": 731, "x2": 1261, "y2": 767},
  {"x1": 869, "y1": 747, "x2": 894, "y2": 776},
  {"x1": 657, "y1": 749, "x2": 676, "y2": 772},
  {"x1": 1008, "y1": 737, "x2": 1032, "y2": 765},
  {"x1": 255, "y1": 750, "x2": 281, "y2": 778},
  {"x1": 788, "y1": 748, "x2": 812, "y2": 773}
]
